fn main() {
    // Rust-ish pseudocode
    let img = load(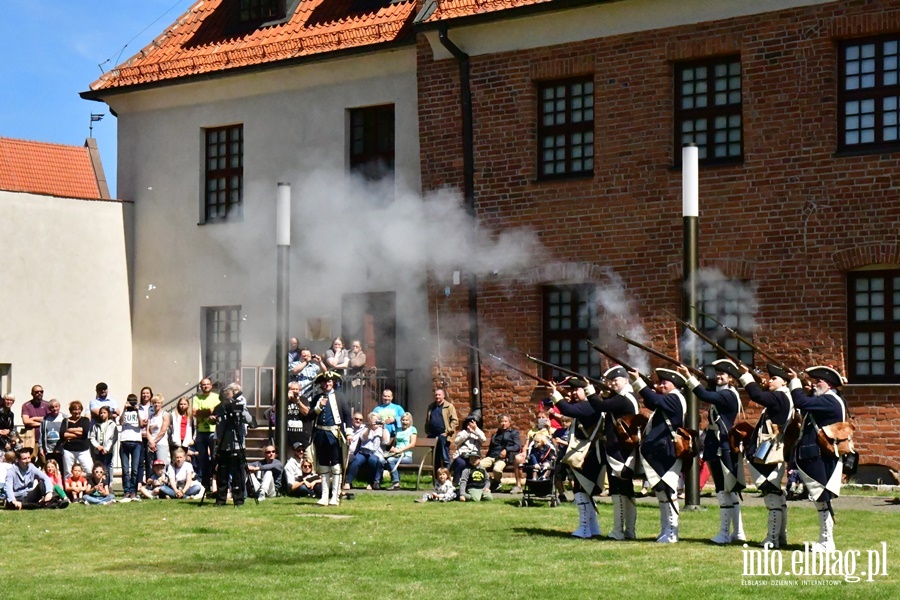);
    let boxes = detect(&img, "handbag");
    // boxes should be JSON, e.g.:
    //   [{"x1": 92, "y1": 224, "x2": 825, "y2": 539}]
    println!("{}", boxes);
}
[
  {"x1": 615, "y1": 413, "x2": 649, "y2": 454},
  {"x1": 663, "y1": 415, "x2": 698, "y2": 462},
  {"x1": 561, "y1": 421, "x2": 602, "y2": 469},
  {"x1": 814, "y1": 420, "x2": 855, "y2": 457}
]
